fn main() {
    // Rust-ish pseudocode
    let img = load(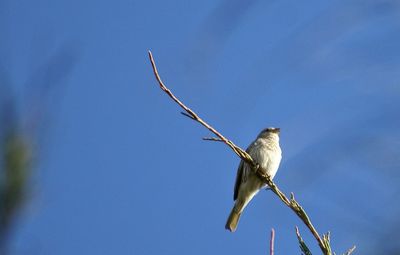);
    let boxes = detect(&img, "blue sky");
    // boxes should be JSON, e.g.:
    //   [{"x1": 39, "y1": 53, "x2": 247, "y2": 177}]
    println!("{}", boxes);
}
[{"x1": 1, "y1": 0, "x2": 400, "y2": 254}]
